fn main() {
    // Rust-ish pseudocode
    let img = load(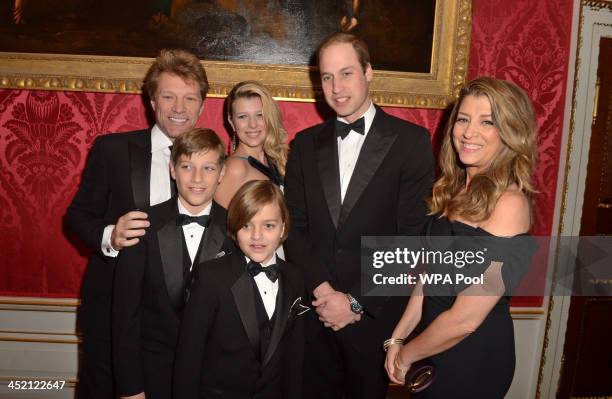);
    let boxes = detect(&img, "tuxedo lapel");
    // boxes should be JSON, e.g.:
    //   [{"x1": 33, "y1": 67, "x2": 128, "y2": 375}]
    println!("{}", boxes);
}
[
  {"x1": 262, "y1": 264, "x2": 291, "y2": 367},
  {"x1": 157, "y1": 205, "x2": 184, "y2": 313},
  {"x1": 196, "y1": 202, "x2": 225, "y2": 264},
  {"x1": 129, "y1": 132, "x2": 152, "y2": 210},
  {"x1": 315, "y1": 121, "x2": 342, "y2": 229},
  {"x1": 230, "y1": 254, "x2": 260, "y2": 357},
  {"x1": 338, "y1": 110, "x2": 397, "y2": 229}
]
